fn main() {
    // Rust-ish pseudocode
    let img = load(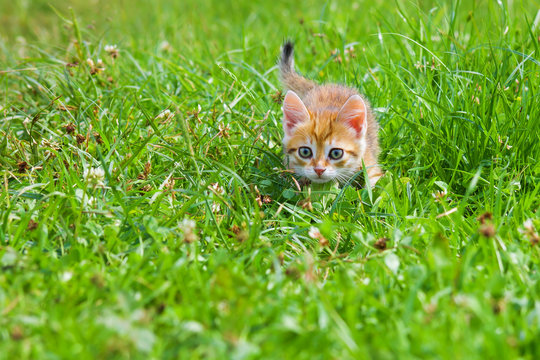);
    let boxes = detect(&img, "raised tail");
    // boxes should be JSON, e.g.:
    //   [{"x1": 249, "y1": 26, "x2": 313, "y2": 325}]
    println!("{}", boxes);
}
[{"x1": 279, "y1": 41, "x2": 315, "y2": 97}]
